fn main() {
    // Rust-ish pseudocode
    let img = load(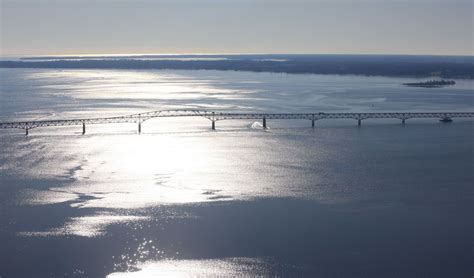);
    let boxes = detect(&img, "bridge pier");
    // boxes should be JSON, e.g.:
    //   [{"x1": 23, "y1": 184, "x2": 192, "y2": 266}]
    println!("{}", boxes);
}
[
  {"x1": 402, "y1": 119, "x2": 405, "y2": 125},
  {"x1": 82, "y1": 122, "x2": 86, "y2": 135},
  {"x1": 358, "y1": 119, "x2": 361, "y2": 126},
  {"x1": 263, "y1": 116, "x2": 267, "y2": 129},
  {"x1": 312, "y1": 119, "x2": 315, "y2": 128},
  {"x1": 211, "y1": 120, "x2": 215, "y2": 130},
  {"x1": 25, "y1": 127, "x2": 28, "y2": 136},
  {"x1": 138, "y1": 122, "x2": 141, "y2": 134}
]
